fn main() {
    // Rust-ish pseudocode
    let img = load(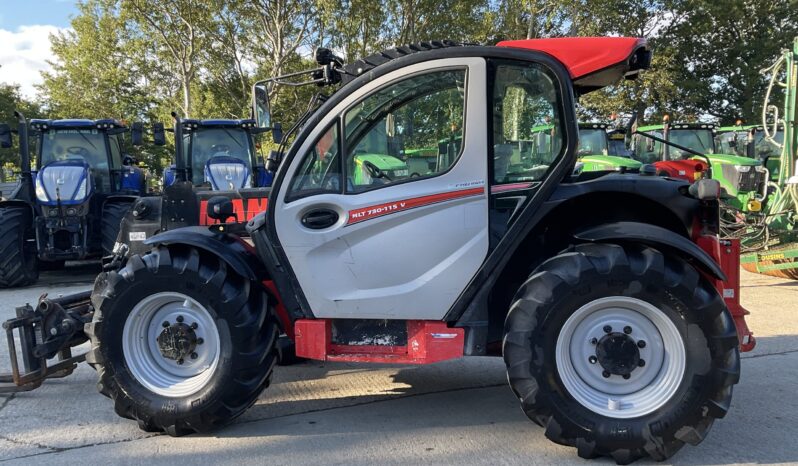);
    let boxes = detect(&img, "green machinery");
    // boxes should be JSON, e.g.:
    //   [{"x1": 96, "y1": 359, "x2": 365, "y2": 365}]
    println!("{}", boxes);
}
[
  {"x1": 576, "y1": 123, "x2": 642, "y2": 172},
  {"x1": 716, "y1": 123, "x2": 784, "y2": 180},
  {"x1": 633, "y1": 121, "x2": 766, "y2": 212},
  {"x1": 738, "y1": 38, "x2": 798, "y2": 279}
]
